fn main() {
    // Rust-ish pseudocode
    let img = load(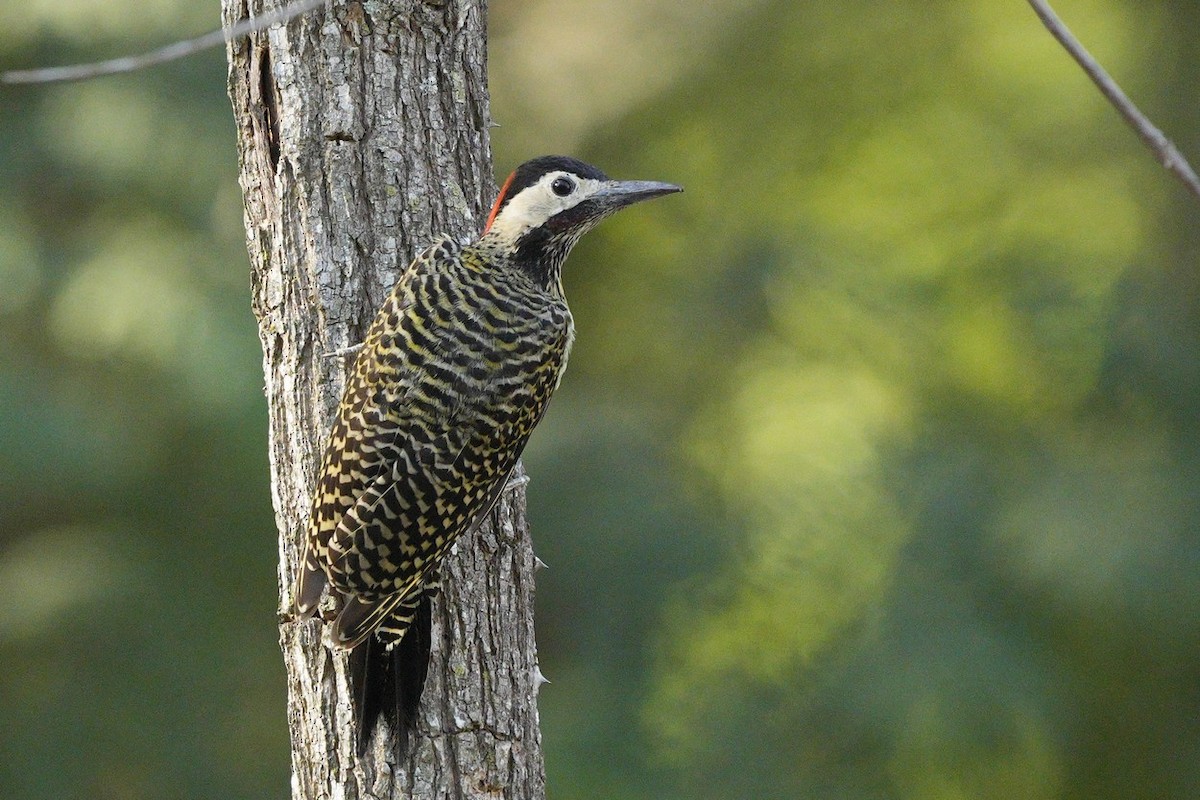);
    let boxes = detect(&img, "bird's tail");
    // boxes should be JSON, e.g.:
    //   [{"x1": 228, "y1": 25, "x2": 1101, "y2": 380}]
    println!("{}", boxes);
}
[{"x1": 348, "y1": 591, "x2": 434, "y2": 759}]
